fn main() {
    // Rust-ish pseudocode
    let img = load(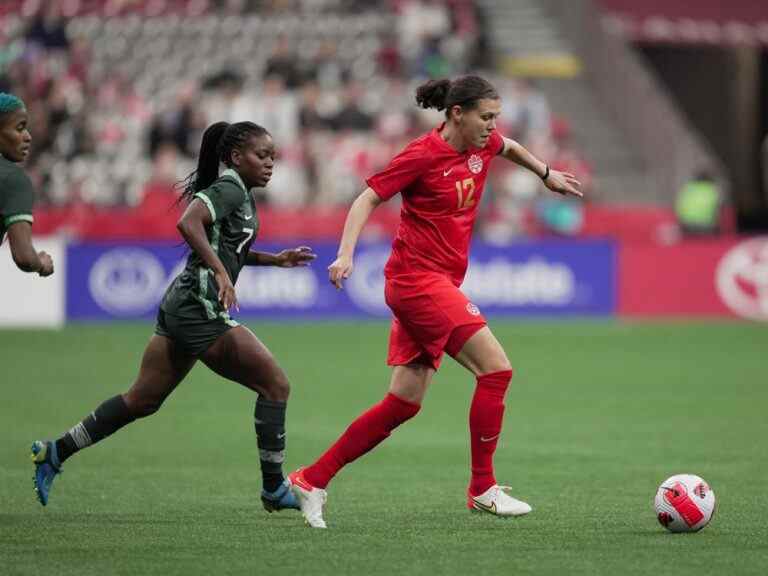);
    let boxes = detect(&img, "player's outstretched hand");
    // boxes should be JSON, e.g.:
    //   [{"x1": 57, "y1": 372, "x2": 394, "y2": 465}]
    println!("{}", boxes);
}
[
  {"x1": 276, "y1": 246, "x2": 317, "y2": 268},
  {"x1": 545, "y1": 170, "x2": 582, "y2": 198},
  {"x1": 37, "y1": 251, "x2": 54, "y2": 277},
  {"x1": 328, "y1": 255, "x2": 353, "y2": 290},
  {"x1": 214, "y1": 269, "x2": 239, "y2": 312}
]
